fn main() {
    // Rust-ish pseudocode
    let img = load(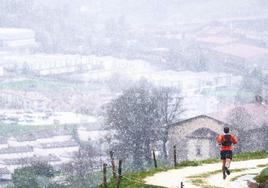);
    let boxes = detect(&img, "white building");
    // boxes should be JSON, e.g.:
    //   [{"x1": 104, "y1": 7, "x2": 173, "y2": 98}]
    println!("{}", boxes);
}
[
  {"x1": 0, "y1": 167, "x2": 11, "y2": 181},
  {"x1": 34, "y1": 141, "x2": 79, "y2": 157},
  {"x1": 0, "y1": 146, "x2": 34, "y2": 159},
  {"x1": 0, "y1": 138, "x2": 8, "y2": 149},
  {"x1": 0, "y1": 28, "x2": 36, "y2": 53},
  {"x1": 0, "y1": 155, "x2": 62, "y2": 172},
  {"x1": 140, "y1": 70, "x2": 240, "y2": 95},
  {"x1": 0, "y1": 90, "x2": 51, "y2": 111}
]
